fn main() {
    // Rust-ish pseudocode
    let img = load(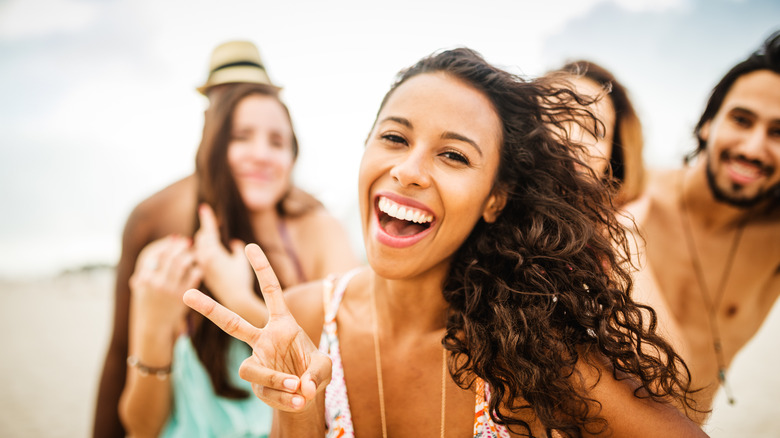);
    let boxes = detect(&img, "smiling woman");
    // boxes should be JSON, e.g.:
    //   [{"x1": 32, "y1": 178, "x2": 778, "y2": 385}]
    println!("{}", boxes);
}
[
  {"x1": 182, "y1": 48, "x2": 708, "y2": 437},
  {"x1": 111, "y1": 44, "x2": 361, "y2": 438}
]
